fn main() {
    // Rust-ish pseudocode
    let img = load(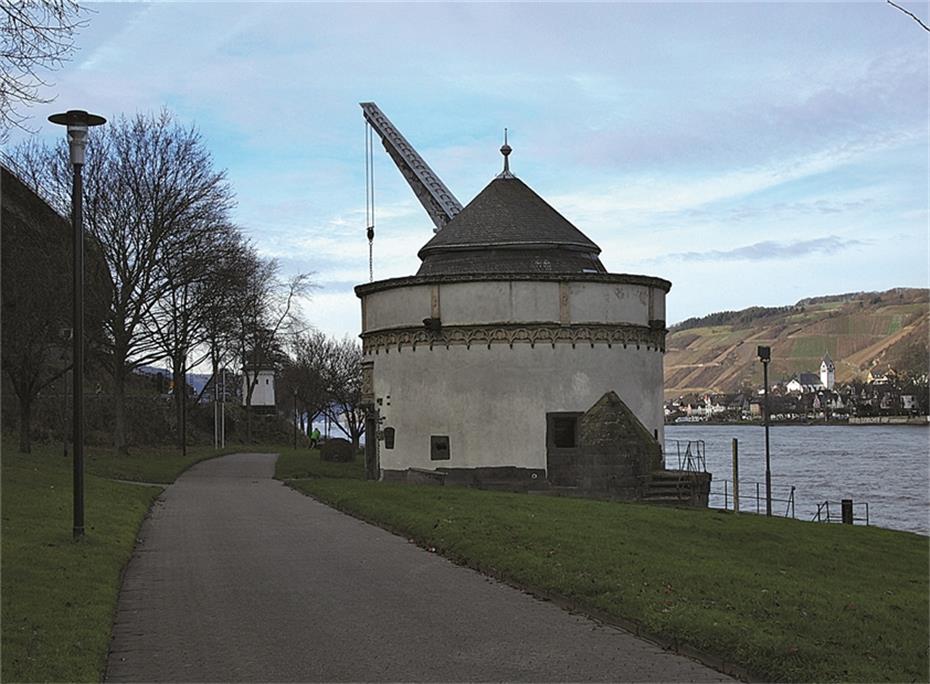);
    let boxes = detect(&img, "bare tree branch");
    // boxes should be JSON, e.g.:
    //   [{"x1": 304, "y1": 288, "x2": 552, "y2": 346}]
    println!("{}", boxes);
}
[
  {"x1": 0, "y1": 1, "x2": 89, "y2": 139},
  {"x1": 887, "y1": 0, "x2": 930, "y2": 31}
]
